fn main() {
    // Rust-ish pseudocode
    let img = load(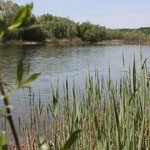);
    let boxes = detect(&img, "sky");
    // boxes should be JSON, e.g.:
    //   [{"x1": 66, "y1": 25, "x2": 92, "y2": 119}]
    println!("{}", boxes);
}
[{"x1": 12, "y1": 0, "x2": 150, "y2": 29}]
